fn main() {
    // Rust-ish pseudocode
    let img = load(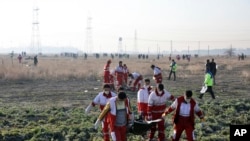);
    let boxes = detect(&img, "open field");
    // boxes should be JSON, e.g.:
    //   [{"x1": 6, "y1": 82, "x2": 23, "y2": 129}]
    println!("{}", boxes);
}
[{"x1": 0, "y1": 54, "x2": 250, "y2": 141}]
